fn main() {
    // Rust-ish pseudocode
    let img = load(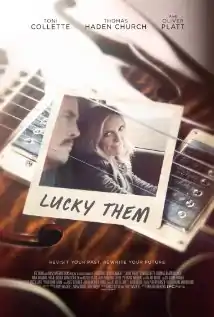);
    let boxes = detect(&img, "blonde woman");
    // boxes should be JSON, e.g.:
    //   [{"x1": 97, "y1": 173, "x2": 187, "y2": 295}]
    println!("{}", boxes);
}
[{"x1": 73, "y1": 106, "x2": 157, "y2": 196}]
